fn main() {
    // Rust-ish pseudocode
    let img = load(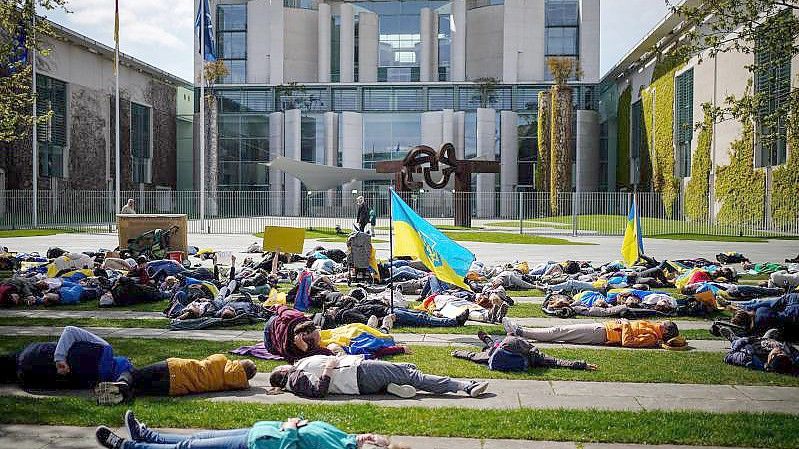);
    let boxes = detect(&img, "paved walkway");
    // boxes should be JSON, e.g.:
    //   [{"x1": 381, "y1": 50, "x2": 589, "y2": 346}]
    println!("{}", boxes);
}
[
  {"x1": 0, "y1": 425, "x2": 760, "y2": 449},
  {"x1": 2, "y1": 374, "x2": 797, "y2": 413},
  {"x1": 0, "y1": 325, "x2": 730, "y2": 352}
]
